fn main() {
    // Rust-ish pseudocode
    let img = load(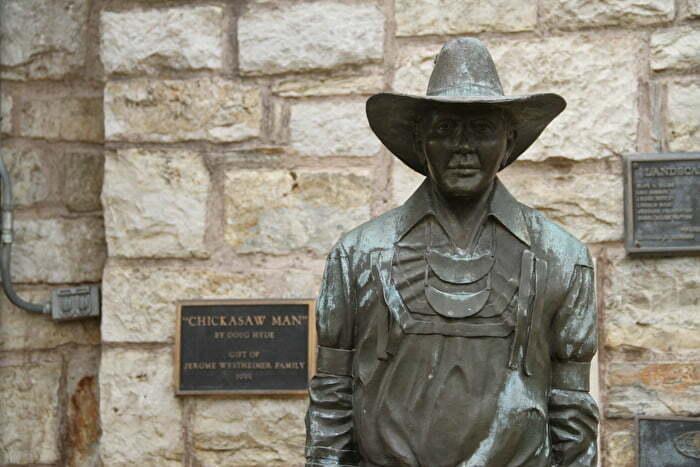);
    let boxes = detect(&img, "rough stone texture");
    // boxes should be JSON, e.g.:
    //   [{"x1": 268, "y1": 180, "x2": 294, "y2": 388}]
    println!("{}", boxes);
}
[
  {"x1": 65, "y1": 151, "x2": 104, "y2": 212},
  {"x1": 224, "y1": 169, "x2": 373, "y2": 254},
  {"x1": 395, "y1": 0, "x2": 537, "y2": 36},
  {"x1": 499, "y1": 160, "x2": 623, "y2": 243},
  {"x1": 393, "y1": 42, "x2": 442, "y2": 95},
  {"x1": 238, "y1": 2, "x2": 384, "y2": 75},
  {"x1": 667, "y1": 81, "x2": 700, "y2": 152},
  {"x1": 193, "y1": 398, "x2": 306, "y2": 465},
  {"x1": 605, "y1": 362, "x2": 700, "y2": 418},
  {"x1": 602, "y1": 420, "x2": 636, "y2": 467},
  {"x1": 689, "y1": 0, "x2": 700, "y2": 17},
  {"x1": 541, "y1": 0, "x2": 675, "y2": 27},
  {"x1": 102, "y1": 149, "x2": 209, "y2": 258},
  {"x1": 392, "y1": 161, "x2": 425, "y2": 206},
  {"x1": 105, "y1": 77, "x2": 261, "y2": 143},
  {"x1": 99, "y1": 347, "x2": 183, "y2": 466},
  {"x1": 101, "y1": 6, "x2": 224, "y2": 75},
  {"x1": 2, "y1": 142, "x2": 51, "y2": 207},
  {"x1": 651, "y1": 27, "x2": 700, "y2": 71},
  {"x1": 101, "y1": 264, "x2": 319, "y2": 343},
  {"x1": 1, "y1": 92, "x2": 11, "y2": 132},
  {"x1": 12, "y1": 217, "x2": 106, "y2": 284},
  {"x1": 0, "y1": 362, "x2": 62, "y2": 464},
  {"x1": 0, "y1": 289, "x2": 100, "y2": 351},
  {"x1": 603, "y1": 248, "x2": 700, "y2": 359},
  {"x1": 272, "y1": 74, "x2": 384, "y2": 97},
  {"x1": 18, "y1": 97, "x2": 103, "y2": 142},
  {"x1": 66, "y1": 349, "x2": 101, "y2": 467},
  {"x1": 0, "y1": 0, "x2": 88, "y2": 80},
  {"x1": 393, "y1": 35, "x2": 640, "y2": 161},
  {"x1": 290, "y1": 101, "x2": 381, "y2": 156}
]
